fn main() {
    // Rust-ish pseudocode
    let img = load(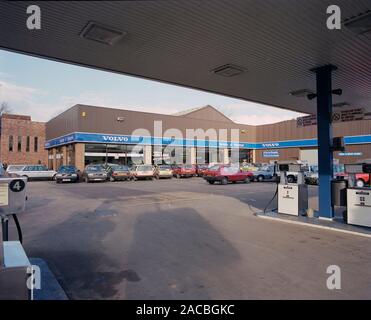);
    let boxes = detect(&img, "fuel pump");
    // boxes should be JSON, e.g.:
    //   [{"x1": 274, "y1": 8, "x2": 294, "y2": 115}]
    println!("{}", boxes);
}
[
  {"x1": 0, "y1": 176, "x2": 31, "y2": 300},
  {"x1": 278, "y1": 163, "x2": 308, "y2": 216},
  {"x1": 344, "y1": 163, "x2": 371, "y2": 227}
]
